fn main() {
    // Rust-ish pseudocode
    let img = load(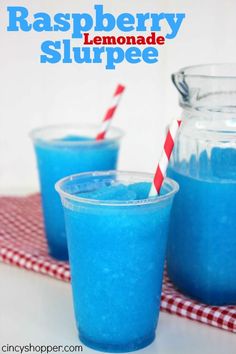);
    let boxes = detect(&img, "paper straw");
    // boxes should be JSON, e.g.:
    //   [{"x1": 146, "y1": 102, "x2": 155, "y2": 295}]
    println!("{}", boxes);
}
[
  {"x1": 149, "y1": 119, "x2": 182, "y2": 196},
  {"x1": 96, "y1": 84, "x2": 125, "y2": 140}
]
